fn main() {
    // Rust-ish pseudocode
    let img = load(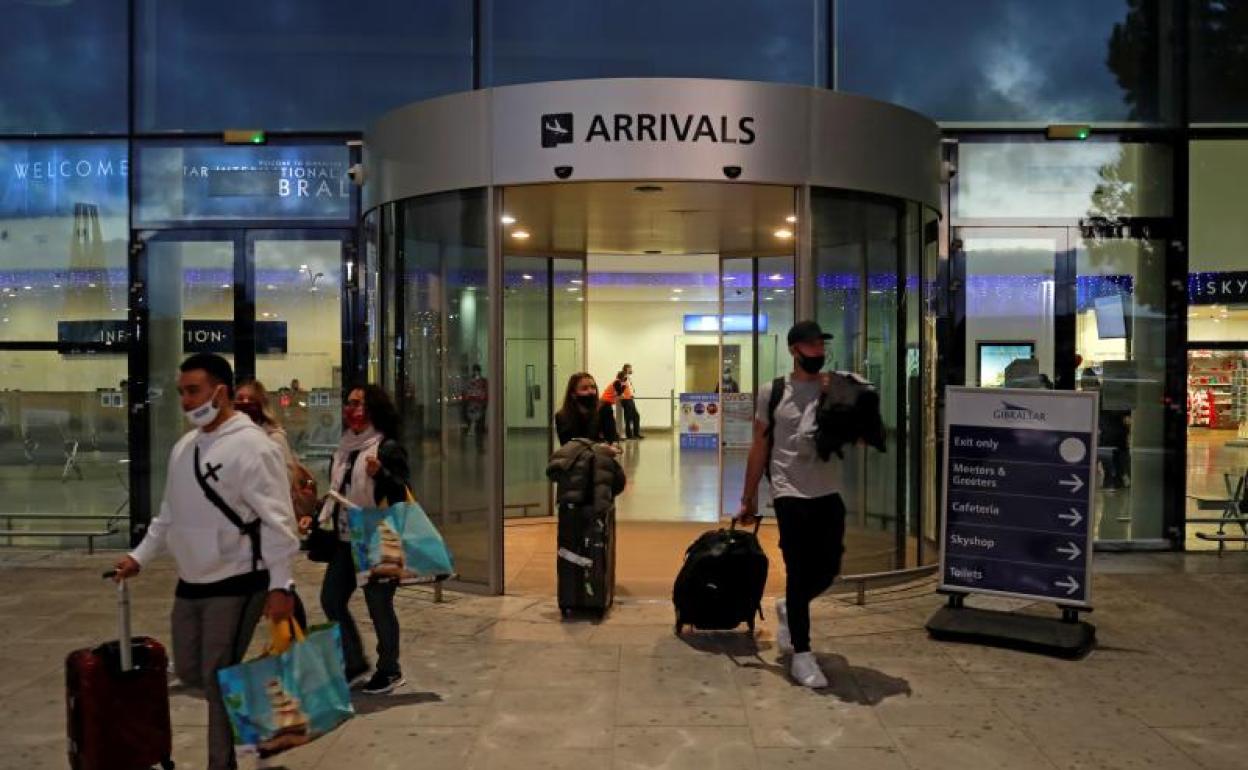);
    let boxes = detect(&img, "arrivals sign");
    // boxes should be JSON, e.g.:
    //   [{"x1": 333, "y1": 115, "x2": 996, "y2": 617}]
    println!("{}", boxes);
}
[{"x1": 939, "y1": 387, "x2": 1097, "y2": 607}]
